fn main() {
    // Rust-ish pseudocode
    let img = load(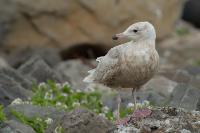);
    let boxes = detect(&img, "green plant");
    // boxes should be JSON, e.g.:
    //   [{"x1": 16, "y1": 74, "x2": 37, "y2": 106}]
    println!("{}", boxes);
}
[
  {"x1": 176, "y1": 27, "x2": 189, "y2": 36},
  {"x1": 10, "y1": 110, "x2": 47, "y2": 133},
  {"x1": 0, "y1": 105, "x2": 6, "y2": 122},
  {"x1": 194, "y1": 60, "x2": 200, "y2": 66},
  {"x1": 31, "y1": 80, "x2": 115, "y2": 120},
  {"x1": 10, "y1": 81, "x2": 151, "y2": 133}
]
